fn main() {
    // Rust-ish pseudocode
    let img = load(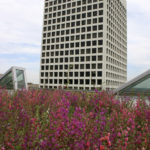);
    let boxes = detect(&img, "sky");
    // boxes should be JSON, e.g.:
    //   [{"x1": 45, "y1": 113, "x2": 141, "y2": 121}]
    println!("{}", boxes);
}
[{"x1": 0, "y1": 0, "x2": 150, "y2": 84}]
